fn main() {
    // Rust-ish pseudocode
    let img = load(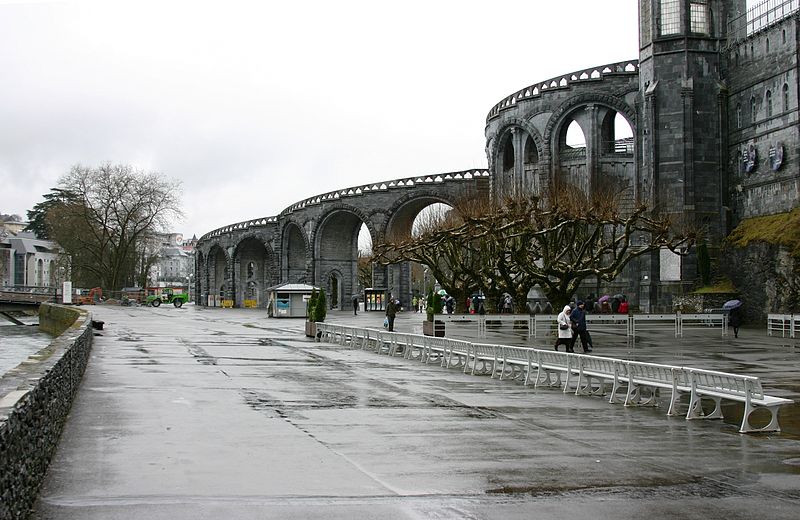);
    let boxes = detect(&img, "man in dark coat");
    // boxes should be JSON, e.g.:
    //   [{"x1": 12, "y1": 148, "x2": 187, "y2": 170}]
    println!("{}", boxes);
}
[
  {"x1": 385, "y1": 297, "x2": 398, "y2": 332},
  {"x1": 569, "y1": 300, "x2": 594, "y2": 352}
]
